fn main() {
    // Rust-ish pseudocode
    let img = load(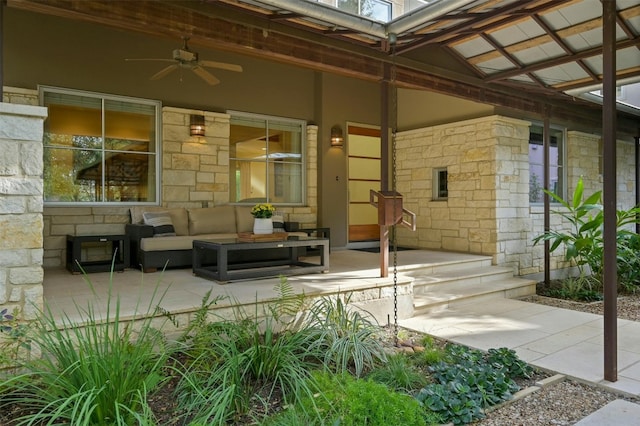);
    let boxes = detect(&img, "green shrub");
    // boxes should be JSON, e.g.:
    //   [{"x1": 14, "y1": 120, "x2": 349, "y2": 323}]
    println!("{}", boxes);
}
[
  {"x1": 367, "y1": 353, "x2": 428, "y2": 393},
  {"x1": 174, "y1": 282, "x2": 321, "y2": 425},
  {"x1": 0, "y1": 307, "x2": 32, "y2": 369},
  {"x1": 533, "y1": 176, "x2": 640, "y2": 292},
  {"x1": 409, "y1": 335, "x2": 447, "y2": 367},
  {"x1": 304, "y1": 294, "x2": 387, "y2": 377},
  {"x1": 541, "y1": 275, "x2": 603, "y2": 302},
  {"x1": 269, "y1": 371, "x2": 434, "y2": 426},
  {"x1": 0, "y1": 272, "x2": 172, "y2": 426}
]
